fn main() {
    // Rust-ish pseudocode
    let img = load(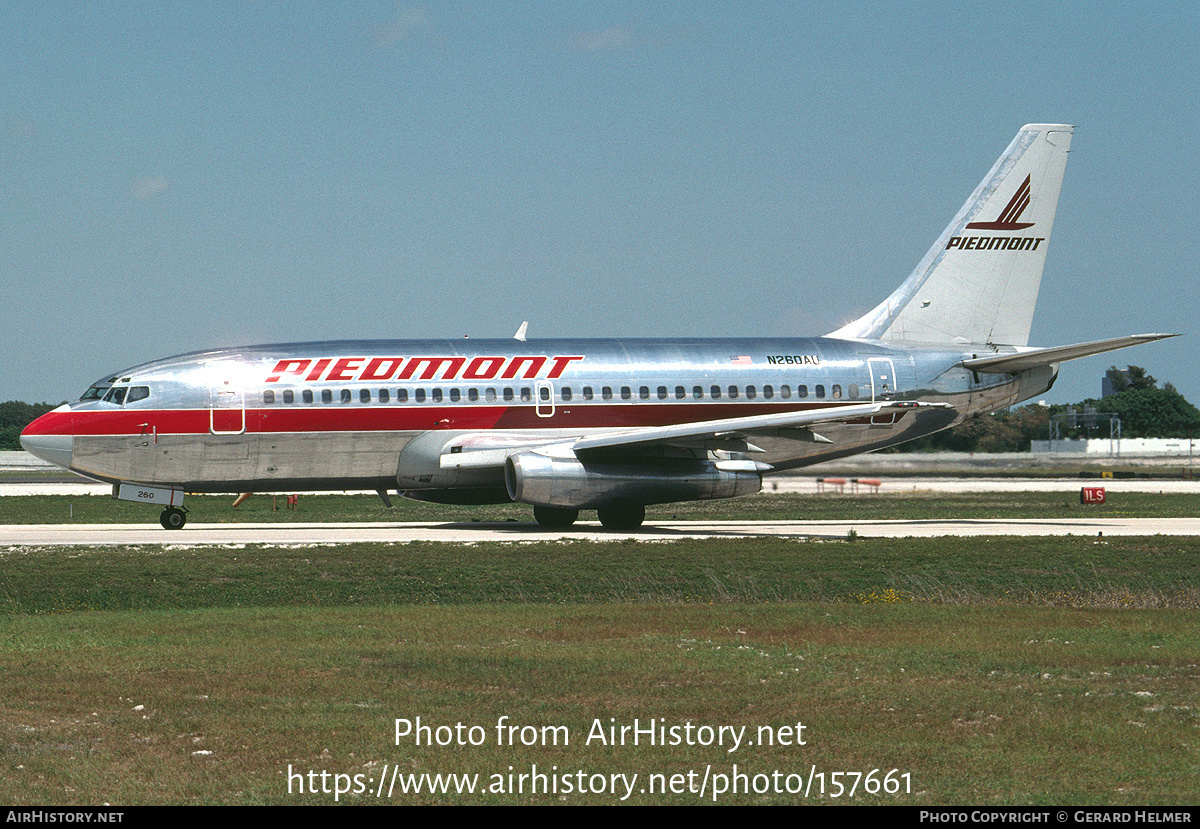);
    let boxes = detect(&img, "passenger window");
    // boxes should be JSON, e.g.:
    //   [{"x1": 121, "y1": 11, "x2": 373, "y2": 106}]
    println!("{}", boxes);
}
[
  {"x1": 432, "y1": 389, "x2": 443, "y2": 403},
  {"x1": 781, "y1": 385, "x2": 791, "y2": 399},
  {"x1": 746, "y1": 386, "x2": 756, "y2": 399},
  {"x1": 360, "y1": 389, "x2": 371, "y2": 403},
  {"x1": 832, "y1": 385, "x2": 842, "y2": 399},
  {"x1": 602, "y1": 387, "x2": 612, "y2": 400},
  {"x1": 468, "y1": 388, "x2": 479, "y2": 402},
  {"x1": 485, "y1": 388, "x2": 496, "y2": 402},
  {"x1": 303, "y1": 390, "x2": 313, "y2": 404},
  {"x1": 763, "y1": 385, "x2": 774, "y2": 399},
  {"x1": 583, "y1": 387, "x2": 594, "y2": 401},
  {"x1": 415, "y1": 389, "x2": 426, "y2": 403},
  {"x1": 816, "y1": 385, "x2": 825, "y2": 399},
  {"x1": 657, "y1": 386, "x2": 668, "y2": 400},
  {"x1": 322, "y1": 389, "x2": 333, "y2": 404},
  {"x1": 263, "y1": 390, "x2": 275, "y2": 404},
  {"x1": 639, "y1": 386, "x2": 650, "y2": 400},
  {"x1": 728, "y1": 385, "x2": 739, "y2": 399},
  {"x1": 396, "y1": 389, "x2": 408, "y2": 403},
  {"x1": 521, "y1": 387, "x2": 532, "y2": 402},
  {"x1": 561, "y1": 387, "x2": 572, "y2": 401},
  {"x1": 693, "y1": 386, "x2": 703, "y2": 399},
  {"x1": 539, "y1": 386, "x2": 550, "y2": 402},
  {"x1": 711, "y1": 385, "x2": 721, "y2": 399},
  {"x1": 798, "y1": 385, "x2": 808, "y2": 398},
  {"x1": 450, "y1": 388, "x2": 461, "y2": 402},
  {"x1": 675, "y1": 386, "x2": 686, "y2": 399},
  {"x1": 379, "y1": 389, "x2": 390, "y2": 403},
  {"x1": 341, "y1": 389, "x2": 352, "y2": 403},
  {"x1": 621, "y1": 387, "x2": 632, "y2": 400},
  {"x1": 503, "y1": 388, "x2": 514, "y2": 402},
  {"x1": 283, "y1": 390, "x2": 294, "y2": 404}
]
